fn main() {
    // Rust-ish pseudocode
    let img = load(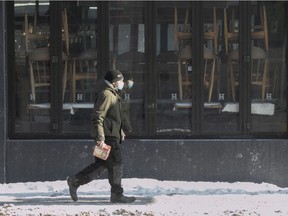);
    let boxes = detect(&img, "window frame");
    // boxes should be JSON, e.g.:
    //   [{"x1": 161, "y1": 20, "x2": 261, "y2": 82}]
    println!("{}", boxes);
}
[{"x1": 7, "y1": 1, "x2": 288, "y2": 139}]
